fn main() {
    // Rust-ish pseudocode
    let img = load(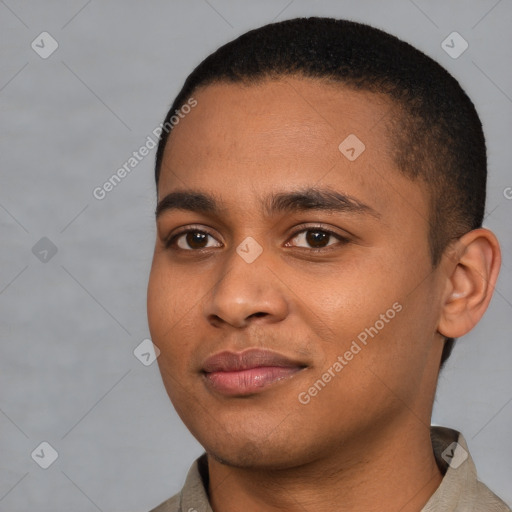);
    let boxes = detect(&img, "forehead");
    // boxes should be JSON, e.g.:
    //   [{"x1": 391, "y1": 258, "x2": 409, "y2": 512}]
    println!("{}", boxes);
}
[
  {"x1": 158, "y1": 77, "x2": 427, "y2": 224},
  {"x1": 164, "y1": 77, "x2": 394, "y2": 163}
]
